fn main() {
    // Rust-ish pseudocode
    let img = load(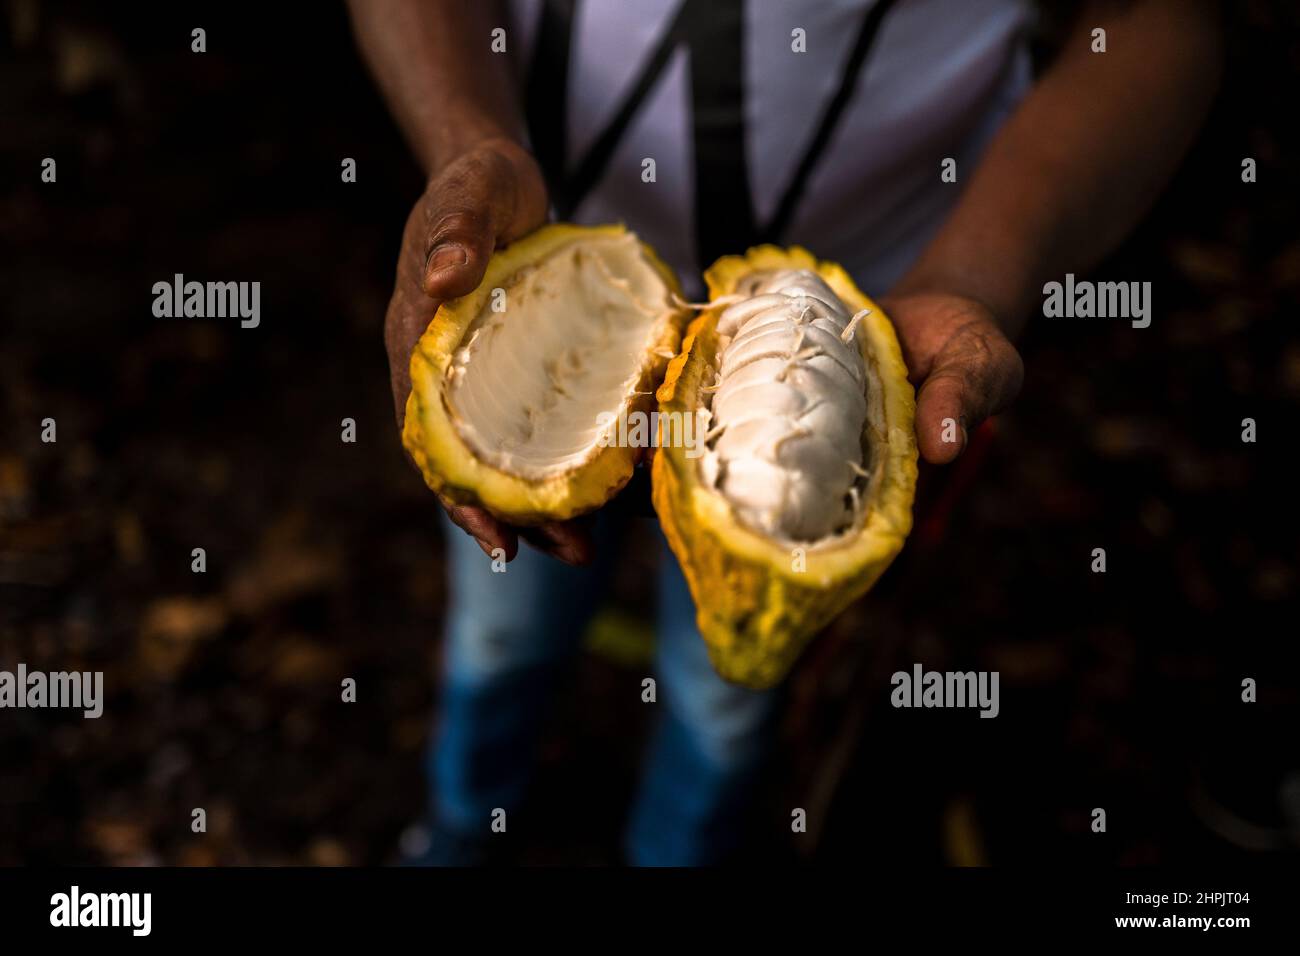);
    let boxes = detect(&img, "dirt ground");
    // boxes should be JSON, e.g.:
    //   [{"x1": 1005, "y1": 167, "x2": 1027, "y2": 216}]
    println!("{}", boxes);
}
[{"x1": 1, "y1": 1, "x2": 1297, "y2": 865}]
